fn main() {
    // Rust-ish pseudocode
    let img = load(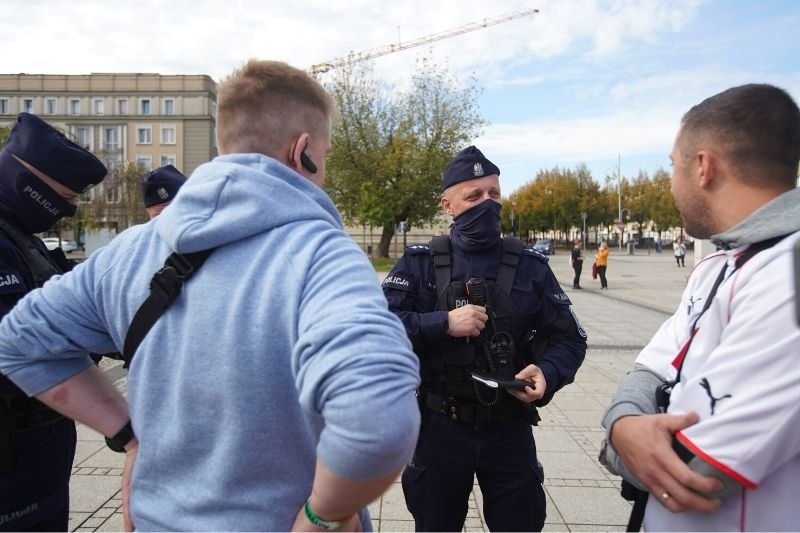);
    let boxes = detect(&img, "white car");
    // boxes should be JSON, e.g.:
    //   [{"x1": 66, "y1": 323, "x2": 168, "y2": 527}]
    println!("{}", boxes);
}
[{"x1": 42, "y1": 237, "x2": 79, "y2": 253}]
